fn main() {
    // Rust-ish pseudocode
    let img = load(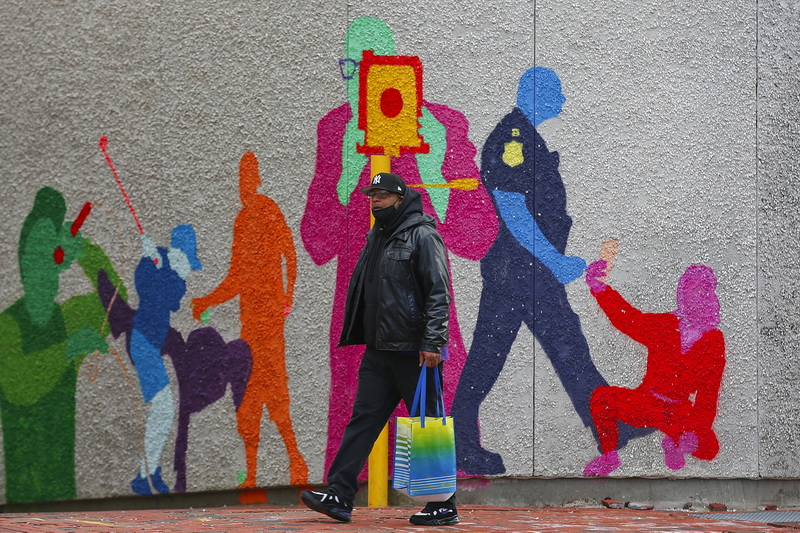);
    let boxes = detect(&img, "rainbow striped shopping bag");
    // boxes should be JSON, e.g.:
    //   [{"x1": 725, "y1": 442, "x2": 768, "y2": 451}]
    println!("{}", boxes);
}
[{"x1": 392, "y1": 366, "x2": 456, "y2": 502}]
